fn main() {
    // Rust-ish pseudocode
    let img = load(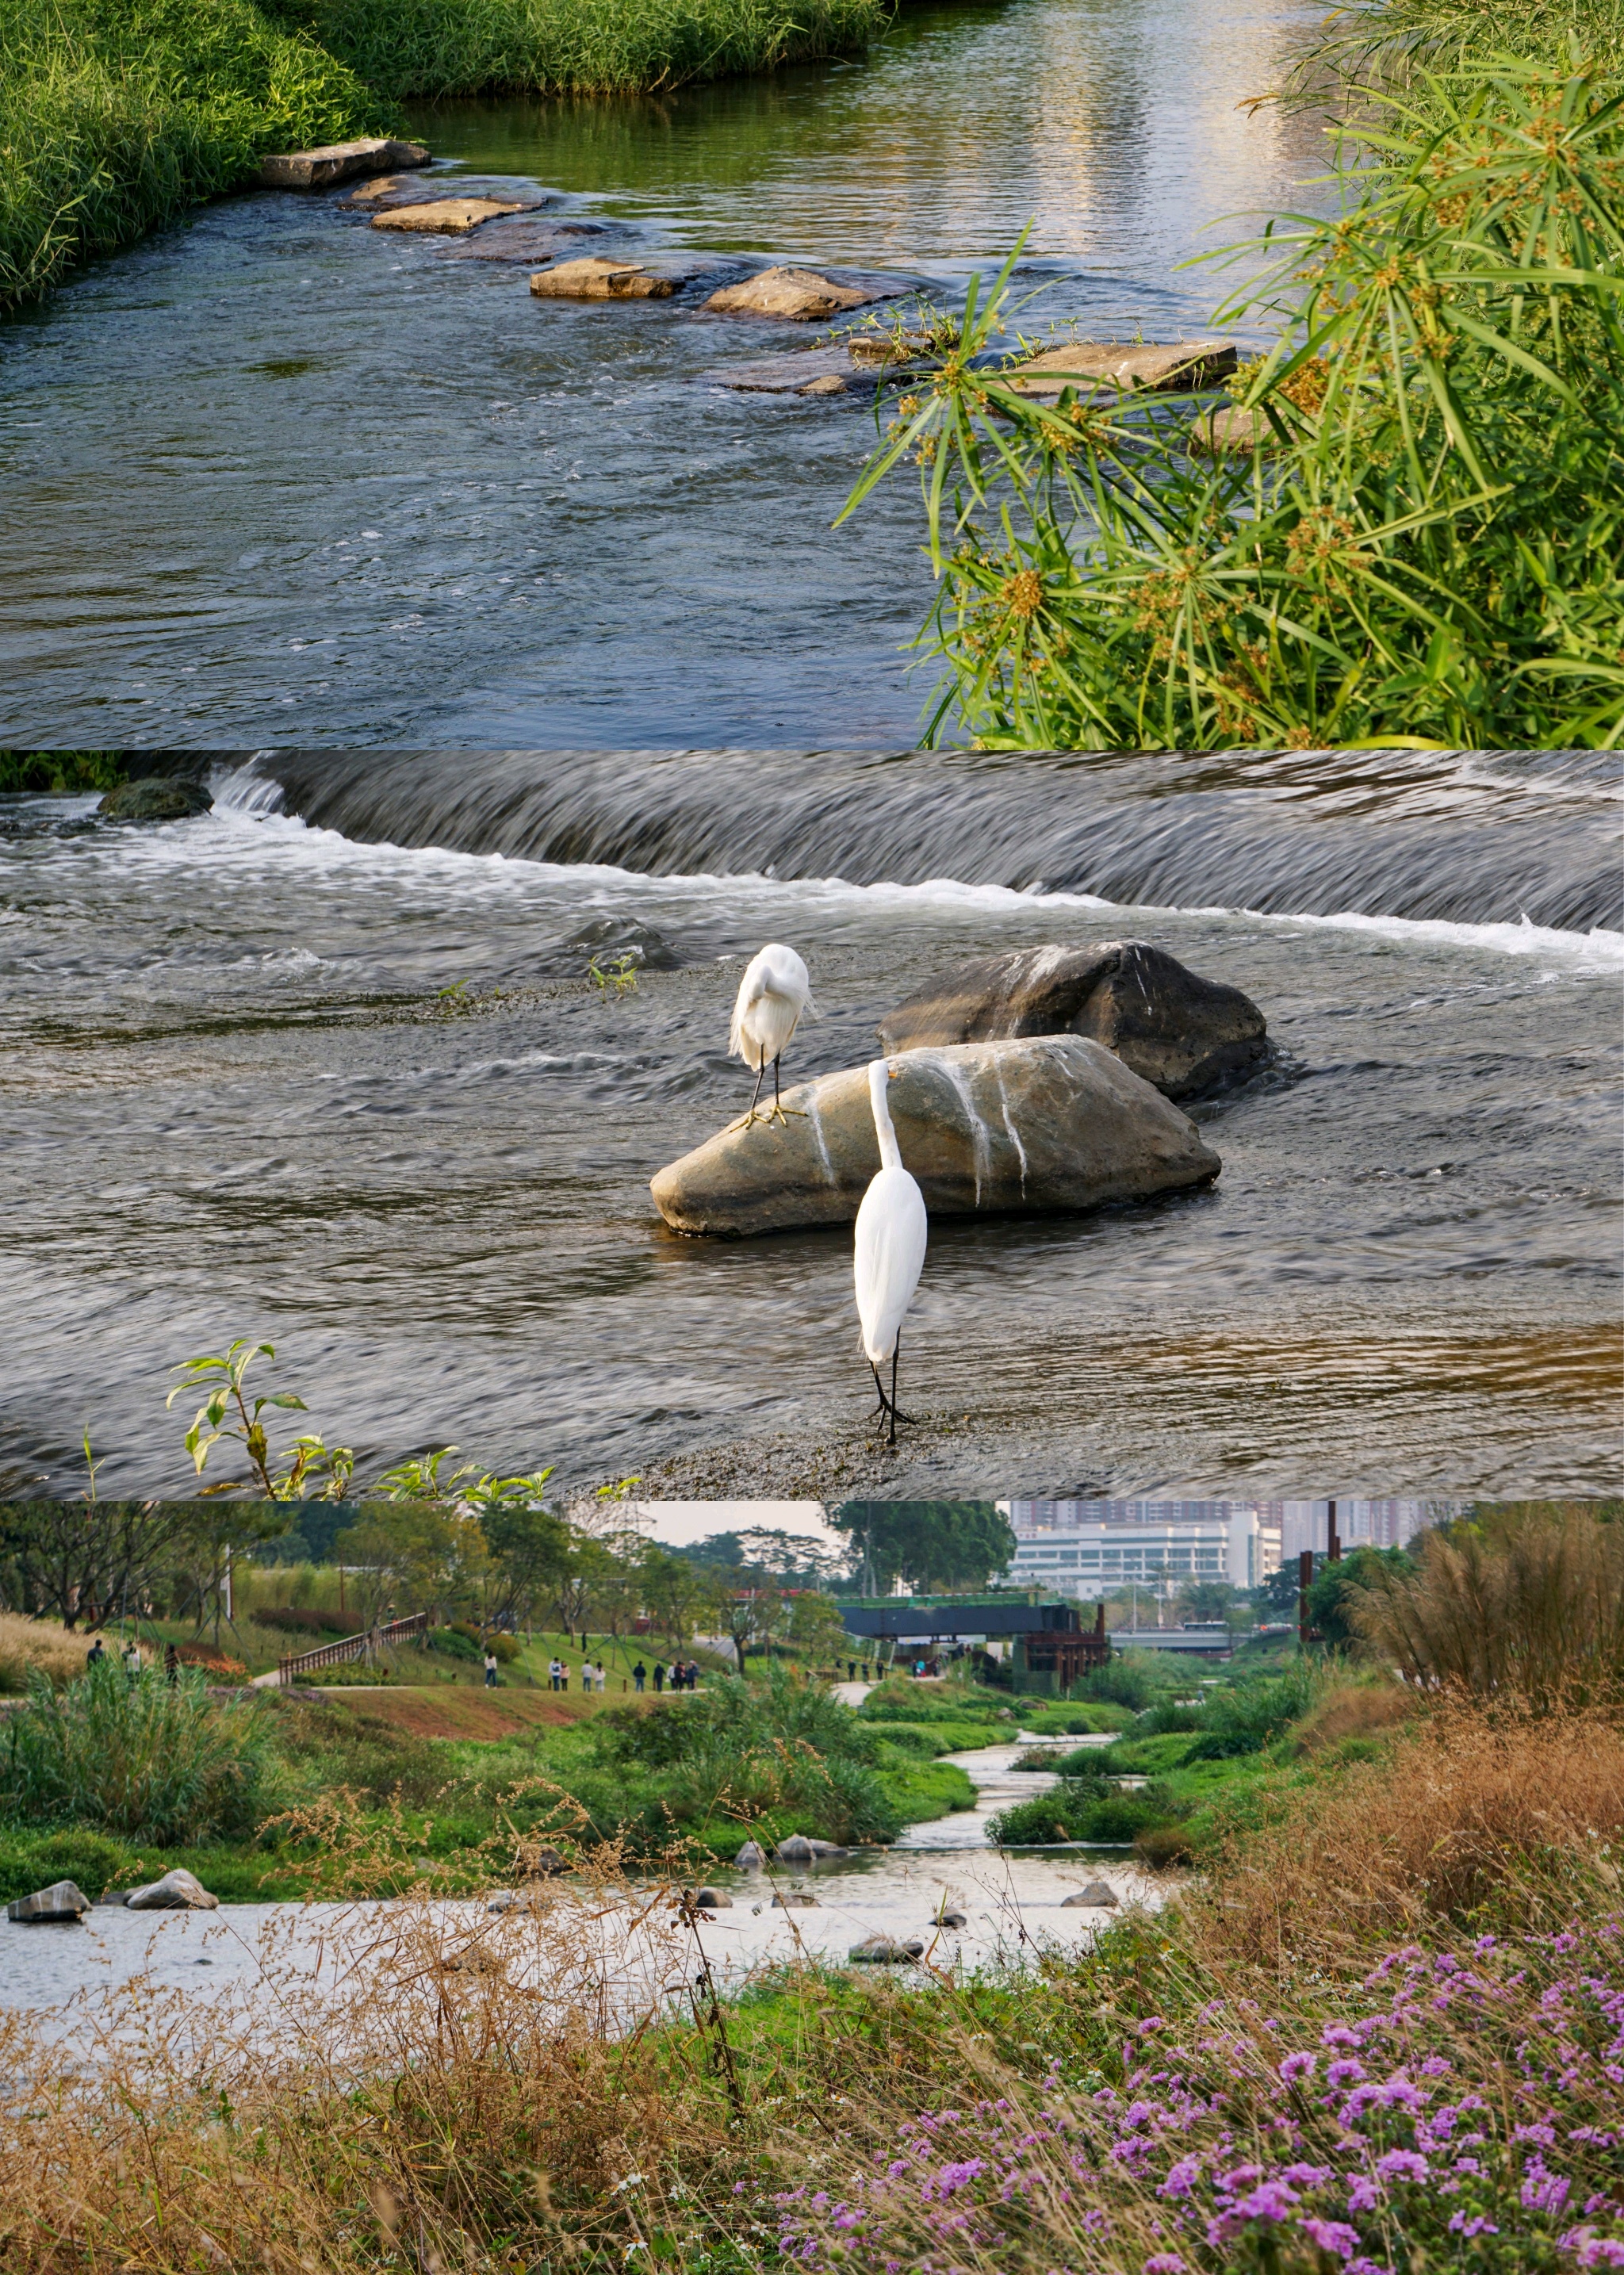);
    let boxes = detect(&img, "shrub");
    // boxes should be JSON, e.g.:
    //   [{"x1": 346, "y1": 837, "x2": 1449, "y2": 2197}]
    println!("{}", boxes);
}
[
  {"x1": 173, "y1": 1644, "x2": 247, "y2": 1678},
  {"x1": 848, "y1": 59, "x2": 1624, "y2": 750},
  {"x1": 0, "y1": 1825, "x2": 143, "y2": 1902},
  {"x1": 429, "y1": 1626, "x2": 482, "y2": 1661},
  {"x1": 987, "y1": 1779, "x2": 1185, "y2": 1845},
  {"x1": 293, "y1": 1659, "x2": 393, "y2": 1685},
  {"x1": 446, "y1": 1622, "x2": 519, "y2": 1662},
  {"x1": 251, "y1": 1606, "x2": 354, "y2": 1637},
  {"x1": 0, "y1": 1658, "x2": 275, "y2": 1841}
]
